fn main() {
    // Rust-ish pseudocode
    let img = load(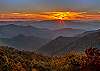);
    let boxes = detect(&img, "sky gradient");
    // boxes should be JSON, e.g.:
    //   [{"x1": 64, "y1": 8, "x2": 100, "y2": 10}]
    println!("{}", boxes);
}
[
  {"x1": 0, "y1": 0, "x2": 100, "y2": 21},
  {"x1": 0, "y1": 0, "x2": 100, "y2": 12}
]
